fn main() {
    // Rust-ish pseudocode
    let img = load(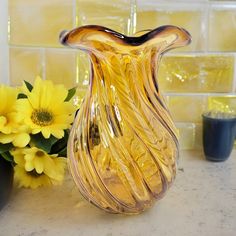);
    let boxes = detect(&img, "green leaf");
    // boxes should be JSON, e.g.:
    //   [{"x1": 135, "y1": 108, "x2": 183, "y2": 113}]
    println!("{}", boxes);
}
[
  {"x1": 65, "y1": 87, "x2": 76, "y2": 102},
  {"x1": 17, "y1": 93, "x2": 28, "y2": 99},
  {"x1": 1, "y1": 151, "x2": 14, "y2": 163},
  {"x1": 58, "y1": 146, "x2": 67, "y2": 157},
  {"x1": 24, "y1": 80, "x2": 33, "y2": 92},
  {"x1": 0, "y1": 143, "x2": 14, "y2": 154},
  {"x1": 50, "y1": 130, "x2": 69, "y2": 155},
  {"x1": 30, "y1": 133, "x2": 58, "y2": 153}
]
